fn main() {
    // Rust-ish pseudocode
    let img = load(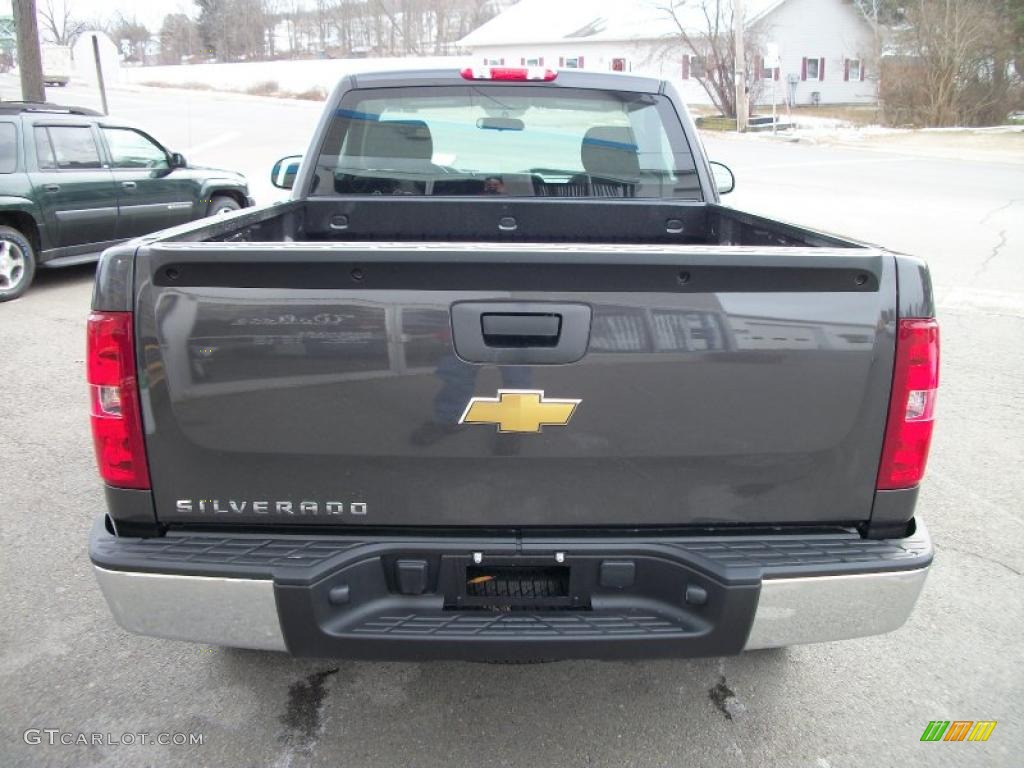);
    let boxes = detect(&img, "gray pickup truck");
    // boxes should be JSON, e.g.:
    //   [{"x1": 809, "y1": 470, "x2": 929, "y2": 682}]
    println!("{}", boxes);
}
[{"x1": 88, "y1": 67, "x2": 938, "y2": 661}]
